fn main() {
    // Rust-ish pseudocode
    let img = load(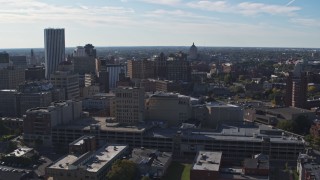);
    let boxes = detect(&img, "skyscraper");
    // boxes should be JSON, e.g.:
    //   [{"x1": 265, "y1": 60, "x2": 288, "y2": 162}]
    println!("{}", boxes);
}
[{"x1": 44, "y1": 28, "x2": 65, "y2": 79}]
